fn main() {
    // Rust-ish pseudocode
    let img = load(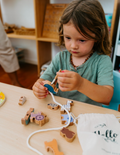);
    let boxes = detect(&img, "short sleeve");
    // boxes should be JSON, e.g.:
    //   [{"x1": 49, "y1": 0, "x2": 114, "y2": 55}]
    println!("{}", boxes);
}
[
  {"x1": 40, "y1": 52, "x2": 60, "y2": 82},
  {"x1": 97, "y1": 55, "x2": 114, "y2": 87}
]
